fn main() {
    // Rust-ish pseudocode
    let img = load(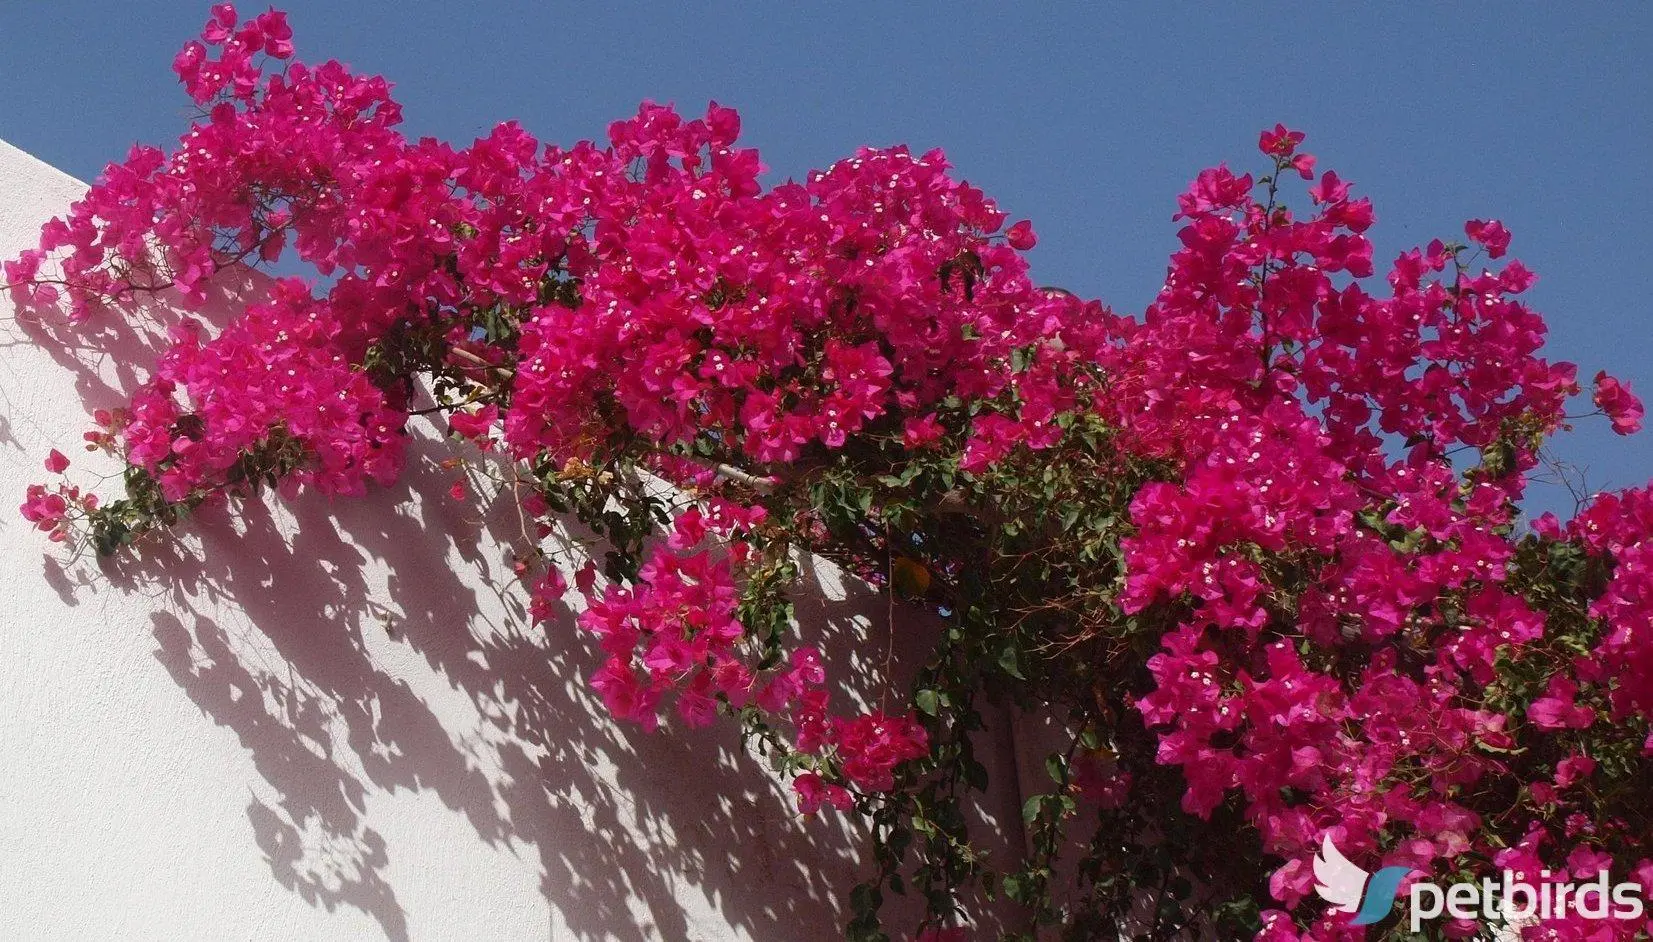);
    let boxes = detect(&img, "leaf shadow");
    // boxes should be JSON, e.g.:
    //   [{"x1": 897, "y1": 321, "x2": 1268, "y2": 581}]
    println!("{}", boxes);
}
[{"x1": 11, "y1": 275, "x2": 1024, "y2": 941}]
